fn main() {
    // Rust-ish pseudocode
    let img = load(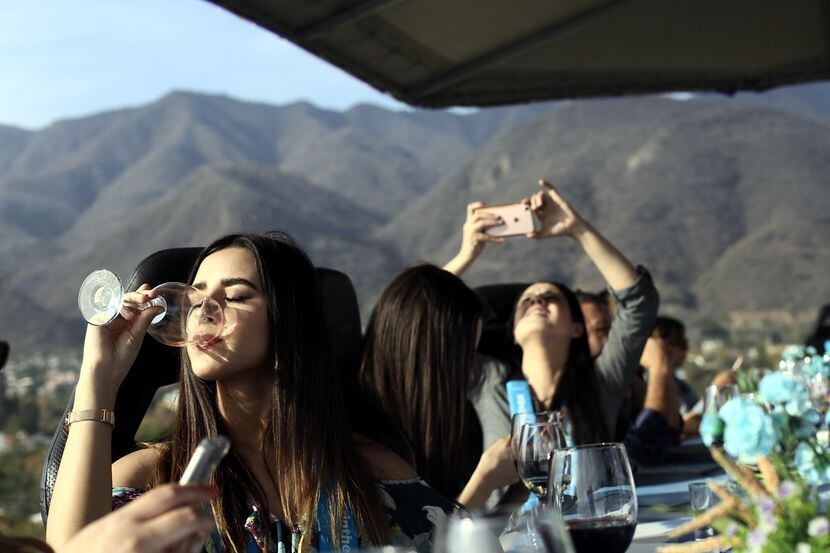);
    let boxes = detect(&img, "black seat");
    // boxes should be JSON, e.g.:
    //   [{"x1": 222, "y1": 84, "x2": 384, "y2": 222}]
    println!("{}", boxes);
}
[
  {"x1": 40, "y1": 247, "x2": 416, "y2": 523},
  {"x1": 474, "y1": 283, "x2": 530, "y2": 370},
  {"x1": 0, "y1": 340, "x2": 8, "y2": 372},
  {"x1": 806, "y1": 304, "x2": 830, "y2": 354}
]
